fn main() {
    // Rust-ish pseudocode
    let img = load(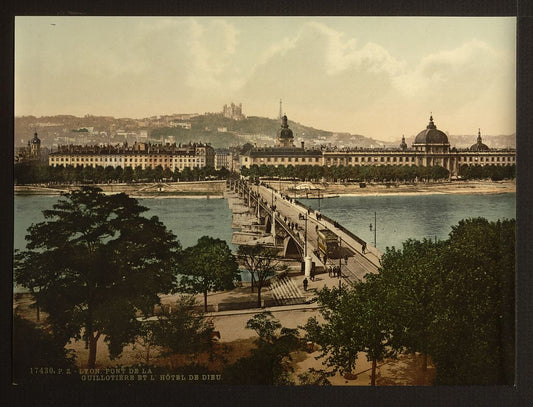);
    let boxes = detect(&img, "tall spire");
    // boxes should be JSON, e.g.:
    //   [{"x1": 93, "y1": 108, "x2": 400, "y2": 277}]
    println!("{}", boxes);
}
[
  {"x1": 477, "y1": 128, "x2": 482, "y2": 144},
  {"x1": 279, "y1": 99, "x2": 283, "y2": 120}
]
